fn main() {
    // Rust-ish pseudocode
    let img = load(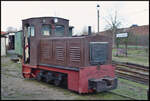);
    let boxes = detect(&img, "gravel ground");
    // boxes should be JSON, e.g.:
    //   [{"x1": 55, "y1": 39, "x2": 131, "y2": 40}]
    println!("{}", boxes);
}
[
  {"x1": 1, "y1": 56, "x2": 77, "y2": 100},
  {"x1": 1, "y1": 55, "x2": 148, "y2": 100}
]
